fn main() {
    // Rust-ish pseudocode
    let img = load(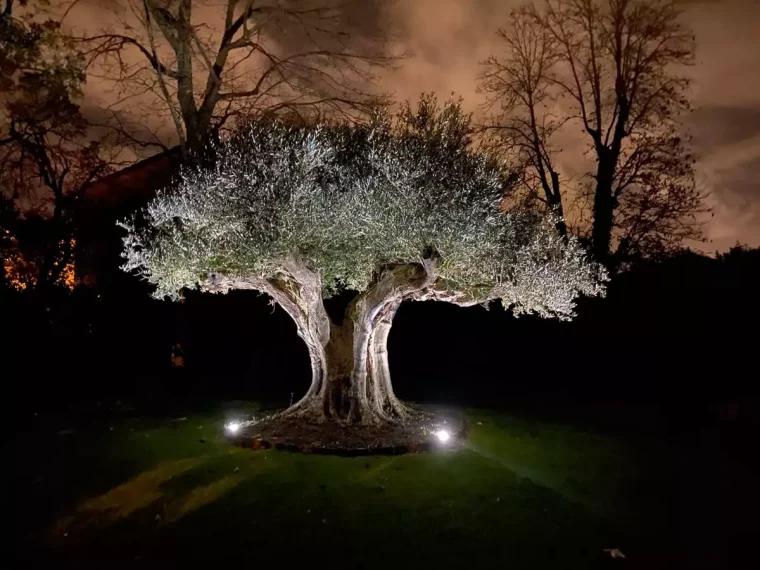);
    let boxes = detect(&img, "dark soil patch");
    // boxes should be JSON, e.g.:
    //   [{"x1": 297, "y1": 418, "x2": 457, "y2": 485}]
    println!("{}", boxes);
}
[{"x1": 229, "y1": 406, "x2": 467, "y2": 455}]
